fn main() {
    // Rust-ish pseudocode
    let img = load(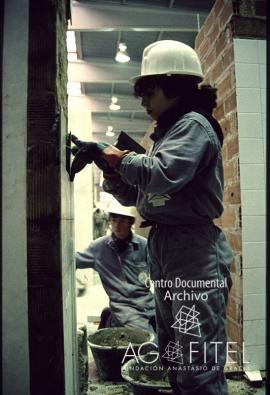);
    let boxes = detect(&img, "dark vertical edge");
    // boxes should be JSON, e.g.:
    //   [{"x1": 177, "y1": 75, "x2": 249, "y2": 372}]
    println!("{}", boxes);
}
[
  {"x1": 0, "y1": 1, "x2": 4, "y2": 394},
  {"x1": 265, "y1": 0, "x2": 270, "y2": 392},
  {"x1": 27, "y1": 0, "x2": 65, "y2": 393}
]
